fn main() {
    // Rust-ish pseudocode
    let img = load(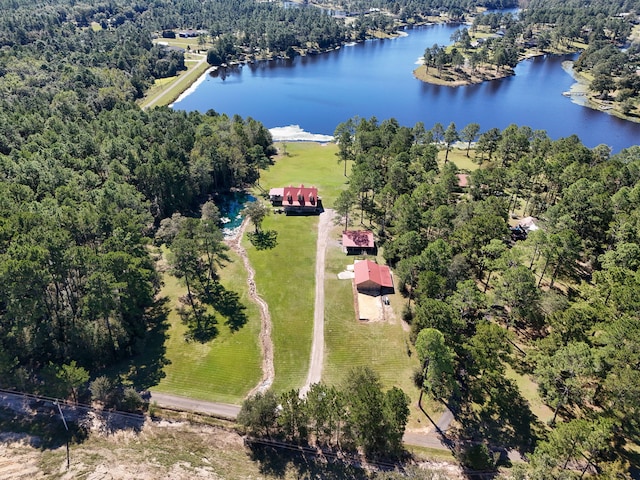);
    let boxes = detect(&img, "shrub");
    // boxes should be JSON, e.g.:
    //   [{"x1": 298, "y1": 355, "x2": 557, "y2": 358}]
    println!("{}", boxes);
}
[
  {"x1": 119, "y1": 387, "x2": 145, "y2": 413},
  {"x1": 458, "y1": 443, "x2": 498, "y2": 471}
]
